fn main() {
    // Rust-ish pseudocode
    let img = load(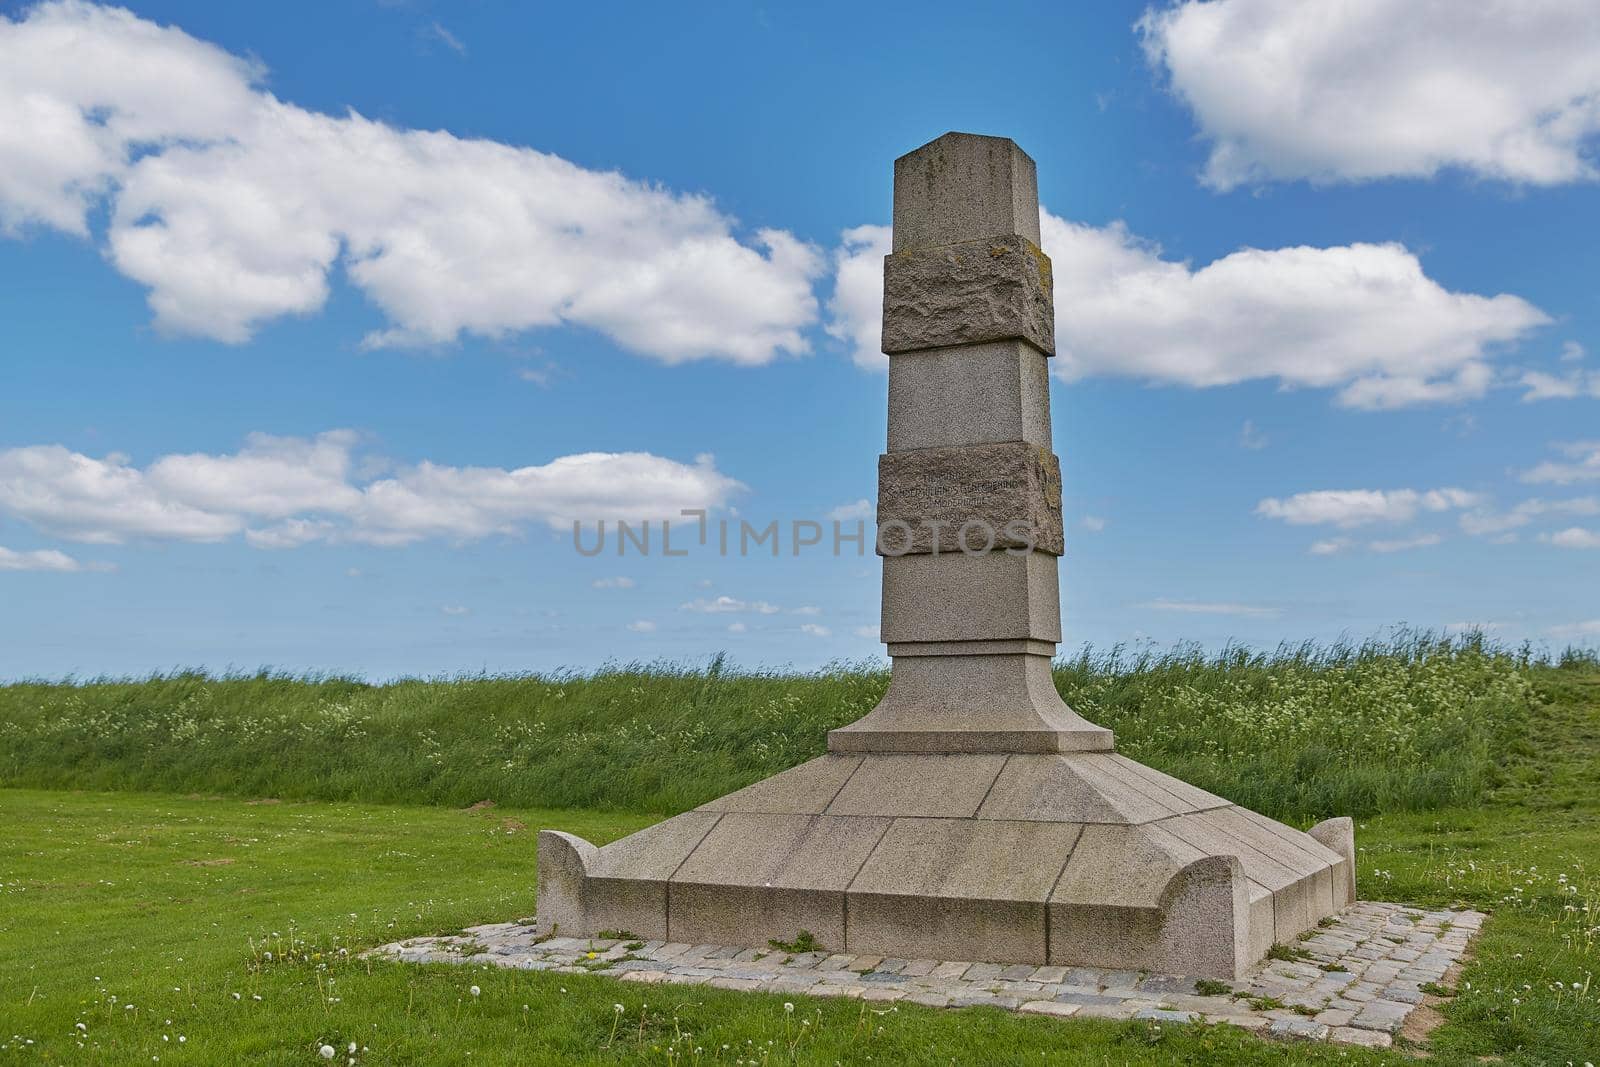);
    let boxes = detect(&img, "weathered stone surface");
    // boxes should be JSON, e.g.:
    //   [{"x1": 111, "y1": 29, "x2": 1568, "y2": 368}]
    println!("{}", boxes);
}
[
  {"x1": 977, "y1": 755, "x2": 1177, "y2": 824},
  {"x1": 883, "y1": 235, "x2": 1054, "y2": 356},
  {"x1": 695, "y1": 755, "x2": 863, "y2": 815},
  {"x1": 888, "y1": 342, "x2": 1051, "y2": 451},
  {"x1": 668, "y1": 813, "x2": 890, "y2": 948},
  {"x1": 876, "y1": 442, "x2": 1062, "y2": 555},
  {"x1": 892, "y1": 132, "x2": 1040, "y2": 251},
  {"x1": 846, "y1": 819, "x2": 1082, "y2": 962},
  {"x1": 1309, "y1": 816, "x2": 1358, "y2": 906},
  {"x1": 817, "y1": 754, "x2": 1001, "y2": 816},
  {"x1": 826, "y1": 654, "x2": 1113, "y2": 753},
  {"x1": 879, "y1": 549, "x2": 1061, "y2": 644}
]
